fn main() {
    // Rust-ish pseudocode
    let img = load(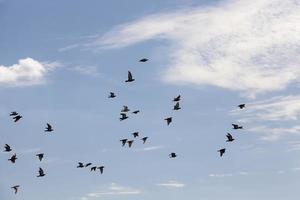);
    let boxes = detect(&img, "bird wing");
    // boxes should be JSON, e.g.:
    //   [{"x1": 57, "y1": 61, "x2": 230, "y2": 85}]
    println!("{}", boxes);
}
[
  {"x1": 47, "y1": 123, "x2": 52, "y2": 129},
  {"x1": 128, "y1": 71, "x2": 132, "y2": 79}
]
